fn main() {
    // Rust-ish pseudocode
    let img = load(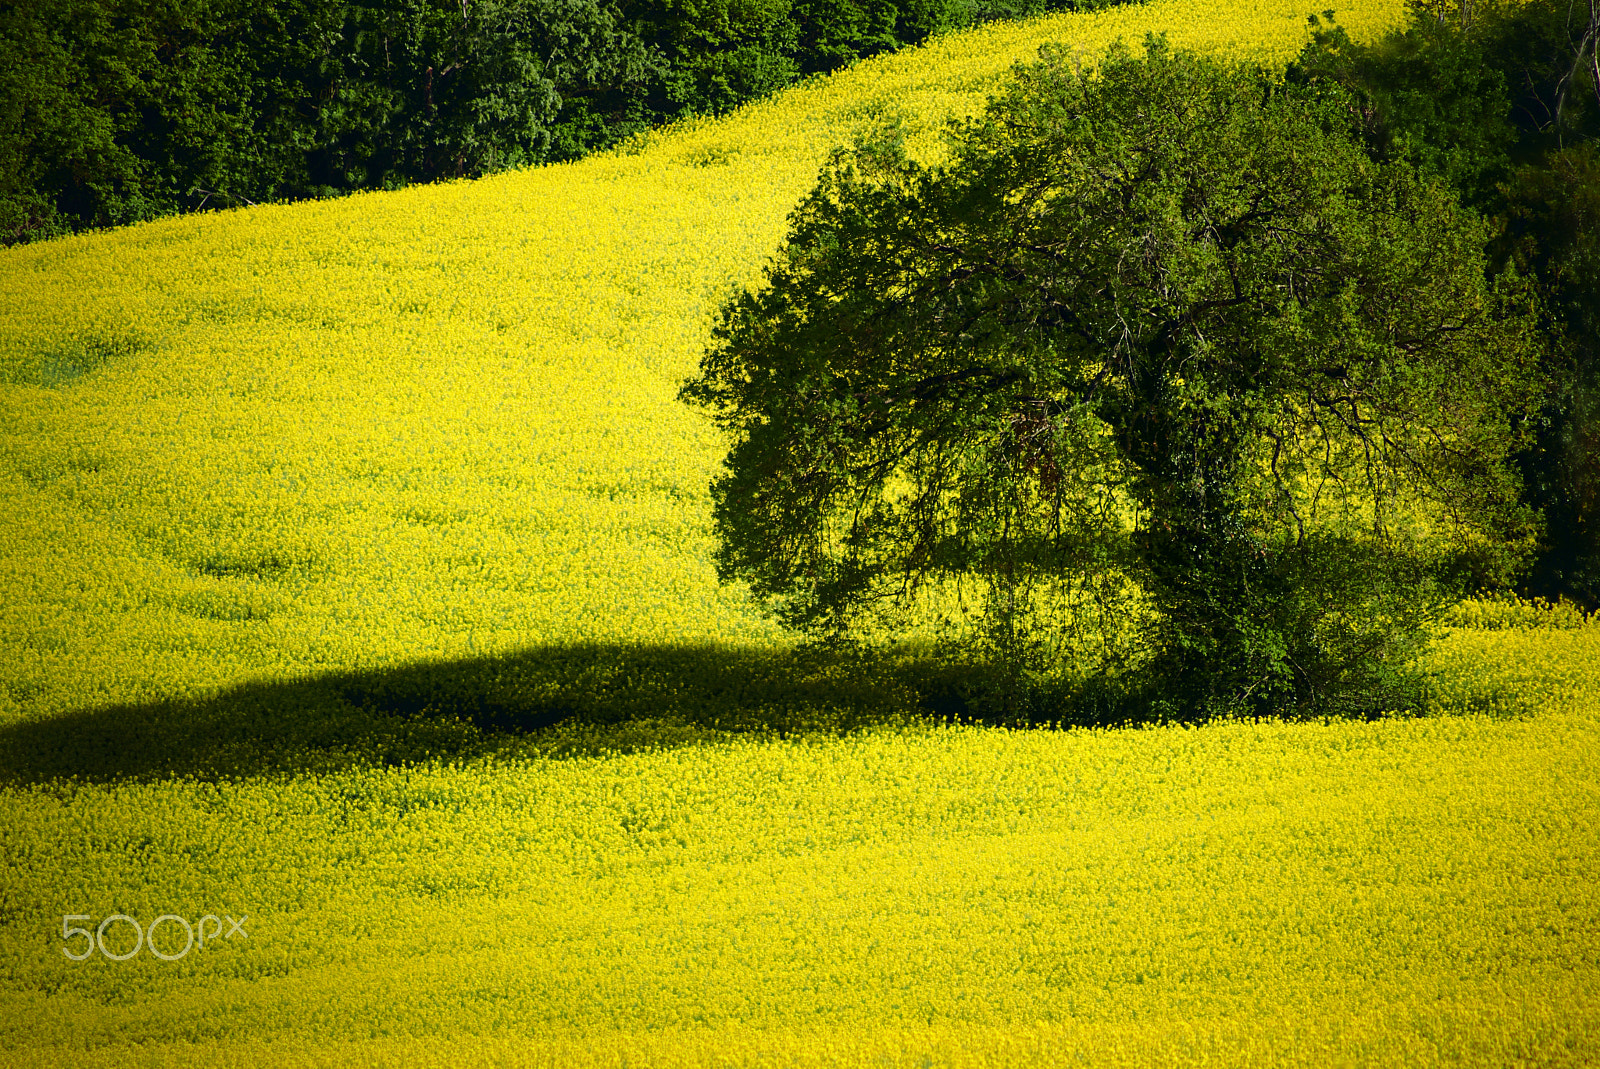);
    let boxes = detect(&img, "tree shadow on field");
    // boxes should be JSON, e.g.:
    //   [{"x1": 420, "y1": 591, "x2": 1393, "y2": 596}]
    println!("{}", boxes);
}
[{"x1": 0, "y1": 641, "x2": 1032, "y2": 787}]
